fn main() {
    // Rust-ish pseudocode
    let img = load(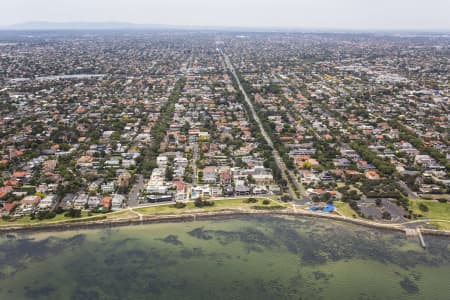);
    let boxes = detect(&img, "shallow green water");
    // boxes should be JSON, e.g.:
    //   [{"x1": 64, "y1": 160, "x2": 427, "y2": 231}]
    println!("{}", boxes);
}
[{"x1": 0, "y1": 216, "x2": 449, "y2": 300}]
